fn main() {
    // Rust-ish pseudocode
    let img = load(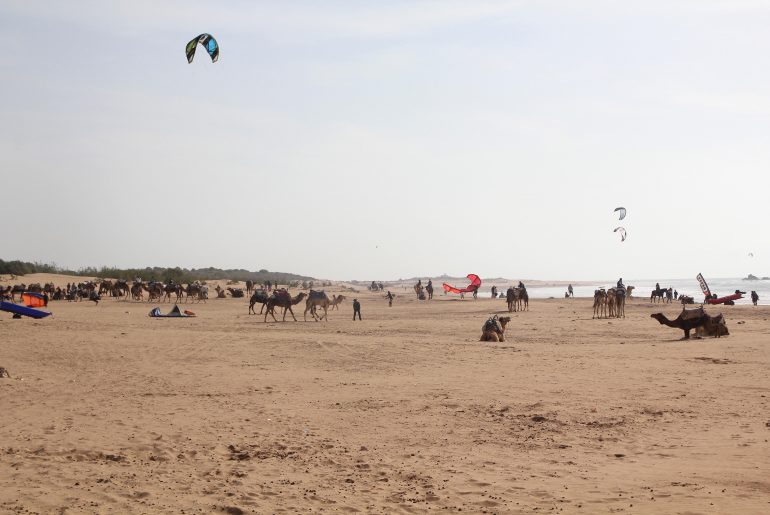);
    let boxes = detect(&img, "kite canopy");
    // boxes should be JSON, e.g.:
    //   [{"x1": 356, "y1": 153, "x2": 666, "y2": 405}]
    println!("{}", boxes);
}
[
  {"x1": 614, "y1": 207, "x2": 627, "y2": 220},
  {"x1": 442, "y1": 274, "x2": 482, "y2": 294},
  {"x1": 186, "y1": 33, "x2": 219, "y2": 63},
  {"x1": 614, "y1": 227, "x2": 626, "y2": 242},
  {"x1": 22, "y1": 292, "x2": 46, "y2": 308}
]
